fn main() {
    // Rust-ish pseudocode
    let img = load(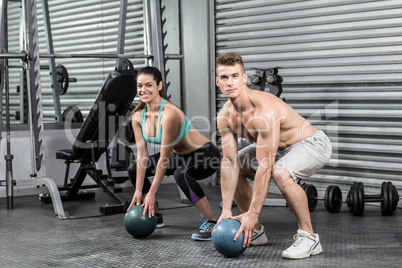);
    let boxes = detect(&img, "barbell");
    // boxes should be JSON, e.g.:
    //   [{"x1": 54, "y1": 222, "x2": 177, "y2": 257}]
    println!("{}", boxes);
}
[{"x1": 0, "y1": 51, "x2": 183, "y2": 60}]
